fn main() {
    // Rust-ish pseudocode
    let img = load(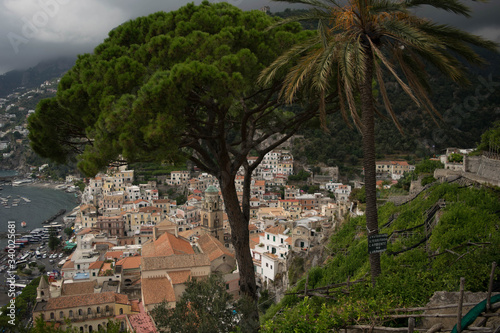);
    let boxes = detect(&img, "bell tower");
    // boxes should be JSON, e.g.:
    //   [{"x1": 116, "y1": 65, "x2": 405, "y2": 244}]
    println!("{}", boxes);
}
[
  {"x1": 201, "y1": 185, "x2": 224, "y2": 242},
  {"x1": 37, "y1": 276, "x2": 50, "y2": 302}
]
